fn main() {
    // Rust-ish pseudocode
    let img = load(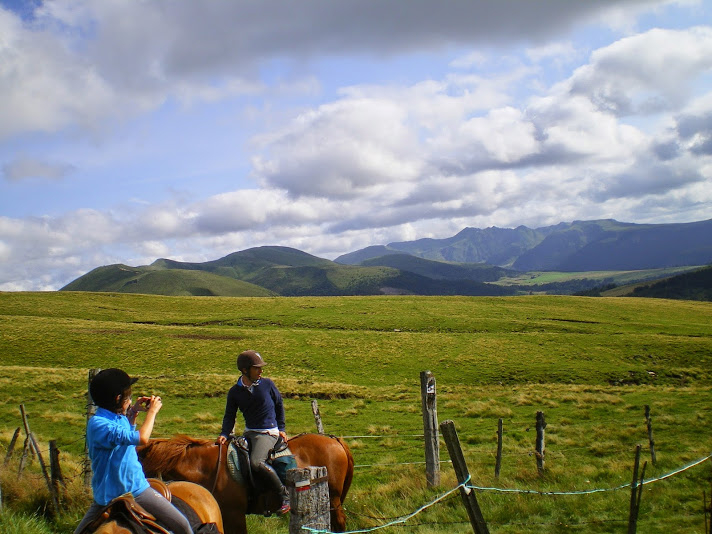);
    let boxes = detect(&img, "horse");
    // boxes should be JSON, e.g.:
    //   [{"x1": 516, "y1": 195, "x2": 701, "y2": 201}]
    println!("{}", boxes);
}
[
  {"x1": 82, "y1": 480, "x2": 224, "y2": 534},
  {"x1": 137, "y1": 433, "x2": 353, "y2": 534}
]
